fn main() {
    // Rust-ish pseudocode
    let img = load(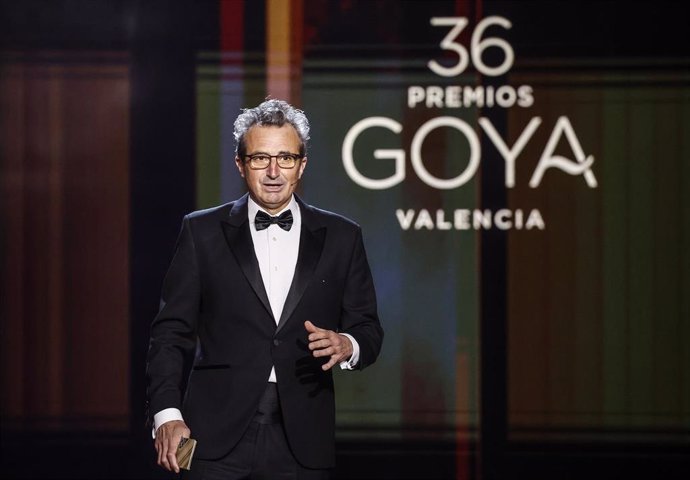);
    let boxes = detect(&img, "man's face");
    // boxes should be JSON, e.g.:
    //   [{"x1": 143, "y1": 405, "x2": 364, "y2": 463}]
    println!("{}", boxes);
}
[{"x1": 235, "y1": 124, "x2": 307, "y2": 214}]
